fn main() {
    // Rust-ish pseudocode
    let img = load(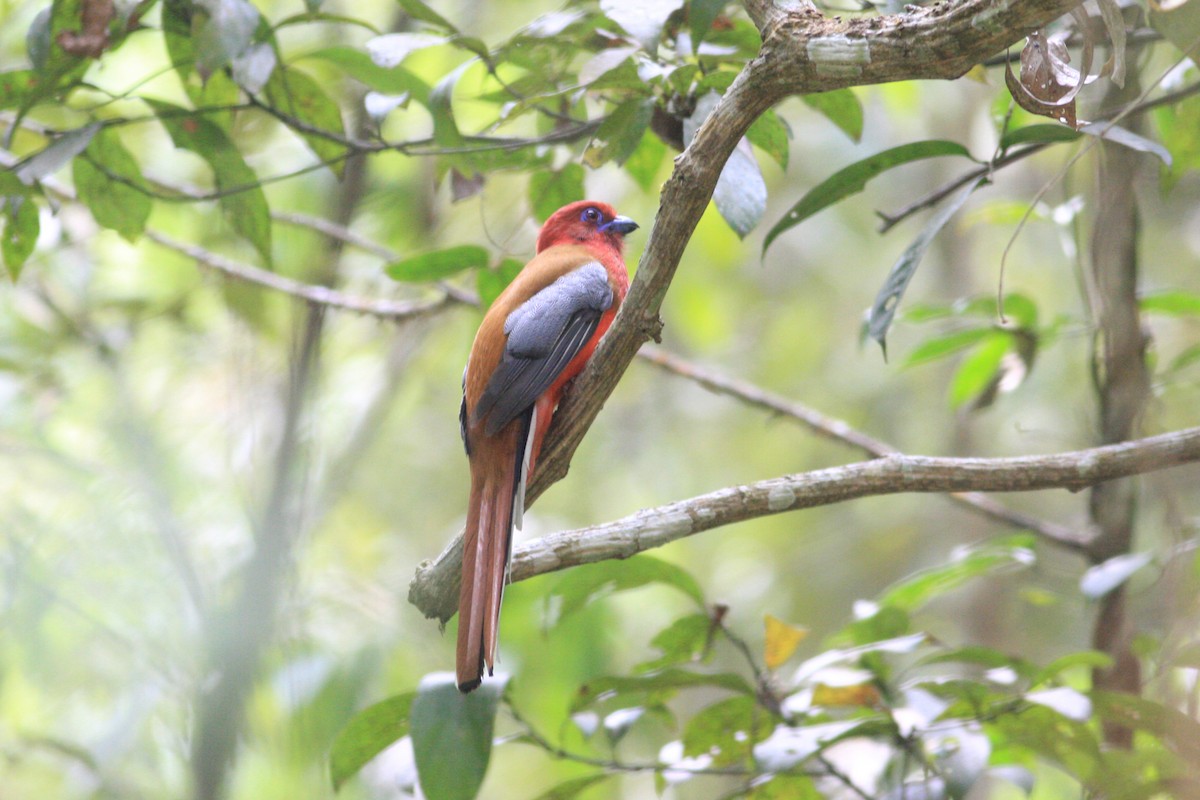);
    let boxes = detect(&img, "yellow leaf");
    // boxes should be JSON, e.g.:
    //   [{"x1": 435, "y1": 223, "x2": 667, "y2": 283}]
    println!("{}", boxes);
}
[
  {"x1": 963, "y1": 64, "x2": 989, "y2": 84},
  {"x1": 812, "y1": 682, "x2": 881, "y2": 708},
  {"x1": 764, "y1": 614, "x2": 808, "y2": 670}
]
